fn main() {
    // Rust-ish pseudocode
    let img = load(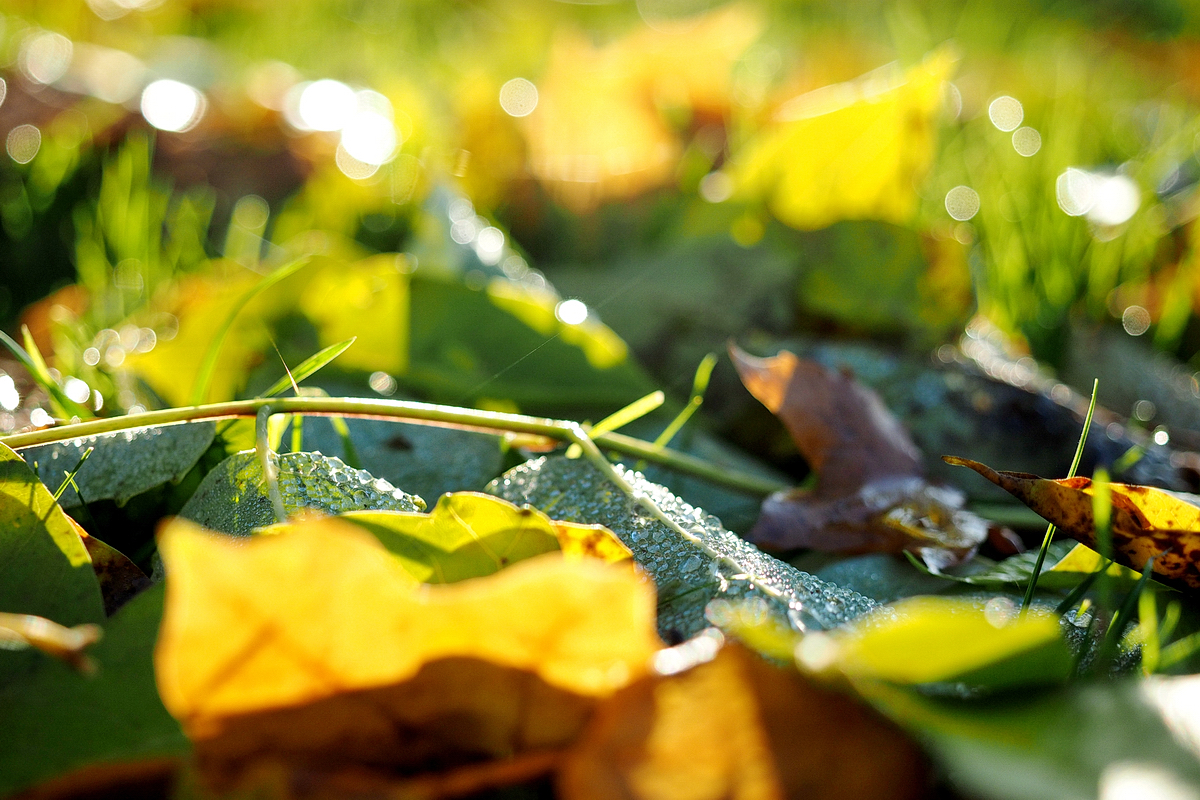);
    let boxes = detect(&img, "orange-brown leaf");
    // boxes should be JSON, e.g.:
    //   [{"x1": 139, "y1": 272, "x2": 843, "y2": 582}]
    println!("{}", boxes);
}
[
  {"x1": 560, "y1": 643, "x2": 927, "y2": 800},
  {"x1": 946, "y1": 456, "x2": 1200, "y2": 588}
]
